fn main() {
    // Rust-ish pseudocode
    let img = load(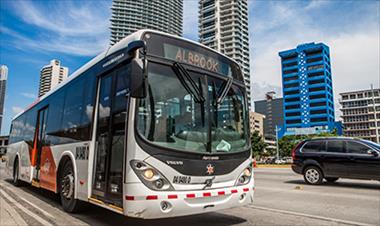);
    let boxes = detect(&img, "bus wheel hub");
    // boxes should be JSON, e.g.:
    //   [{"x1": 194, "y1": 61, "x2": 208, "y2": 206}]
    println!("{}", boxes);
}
[{"x1": 62, "y1": 174, "x2": 74, "y2": 198}]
